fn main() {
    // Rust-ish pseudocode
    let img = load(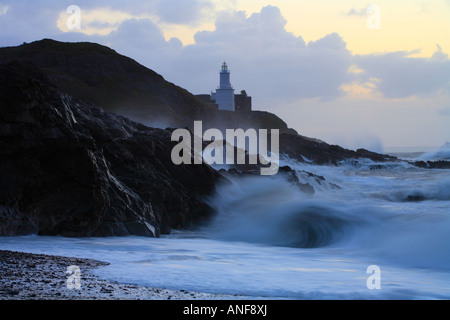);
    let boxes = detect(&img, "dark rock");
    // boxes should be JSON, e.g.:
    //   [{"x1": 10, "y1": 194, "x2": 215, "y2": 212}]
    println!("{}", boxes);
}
[
  {"x1": 219, "y1": 165, "x2": 316, "y2": 195},
  {"x1": 0, "y1": 62, "x2": 222, "y2": 237},
  {"x1": 277, "y1": 166, "x2": 315, "y2": 195},
  {"x1": 409, "y1": 160, "x2": 450, "y2": 169},
  {"x1": 279, "y1": 133, "x2": 398, "y2": 165}
]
